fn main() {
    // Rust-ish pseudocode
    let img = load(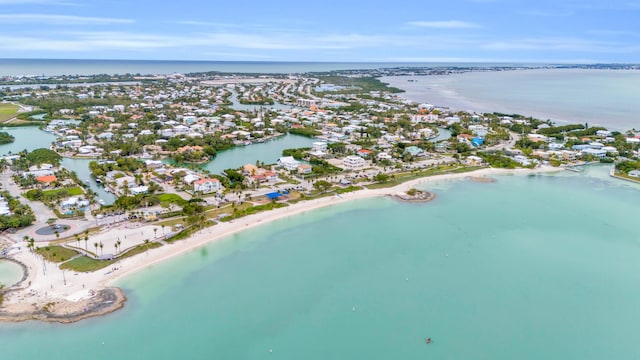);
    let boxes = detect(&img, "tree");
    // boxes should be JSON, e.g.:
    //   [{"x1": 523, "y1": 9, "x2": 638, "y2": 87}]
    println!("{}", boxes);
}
[
  {"x1": 99, "y1": 242, "x2": 104, "y2": 256},
  {"x1": 313, "y1": 180, "x2": 332, "y2": 193},
  {"x1": 93, "y1": 242, "x2": 98, "y2": 257}
]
